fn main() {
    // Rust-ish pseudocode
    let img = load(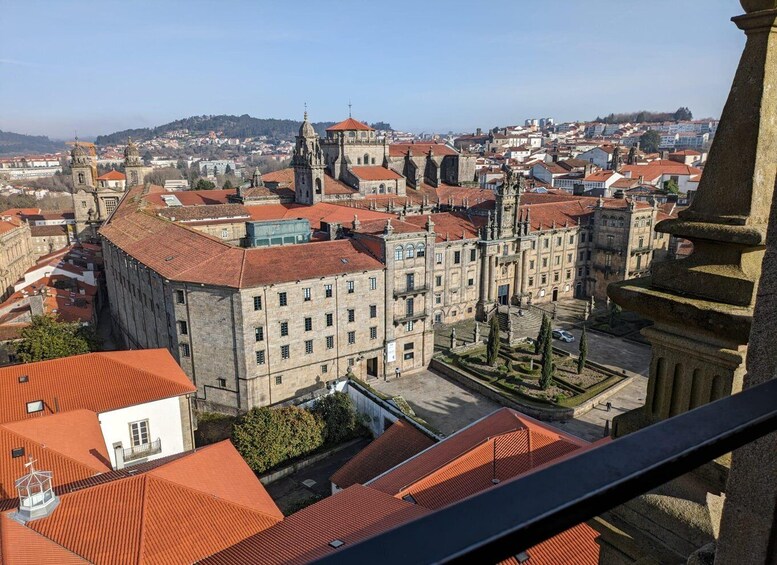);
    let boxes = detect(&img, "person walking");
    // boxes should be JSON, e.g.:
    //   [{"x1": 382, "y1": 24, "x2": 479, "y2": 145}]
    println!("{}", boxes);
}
[{"x1": 395, "y1": 367, "x2": 401, "y2": 379}]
